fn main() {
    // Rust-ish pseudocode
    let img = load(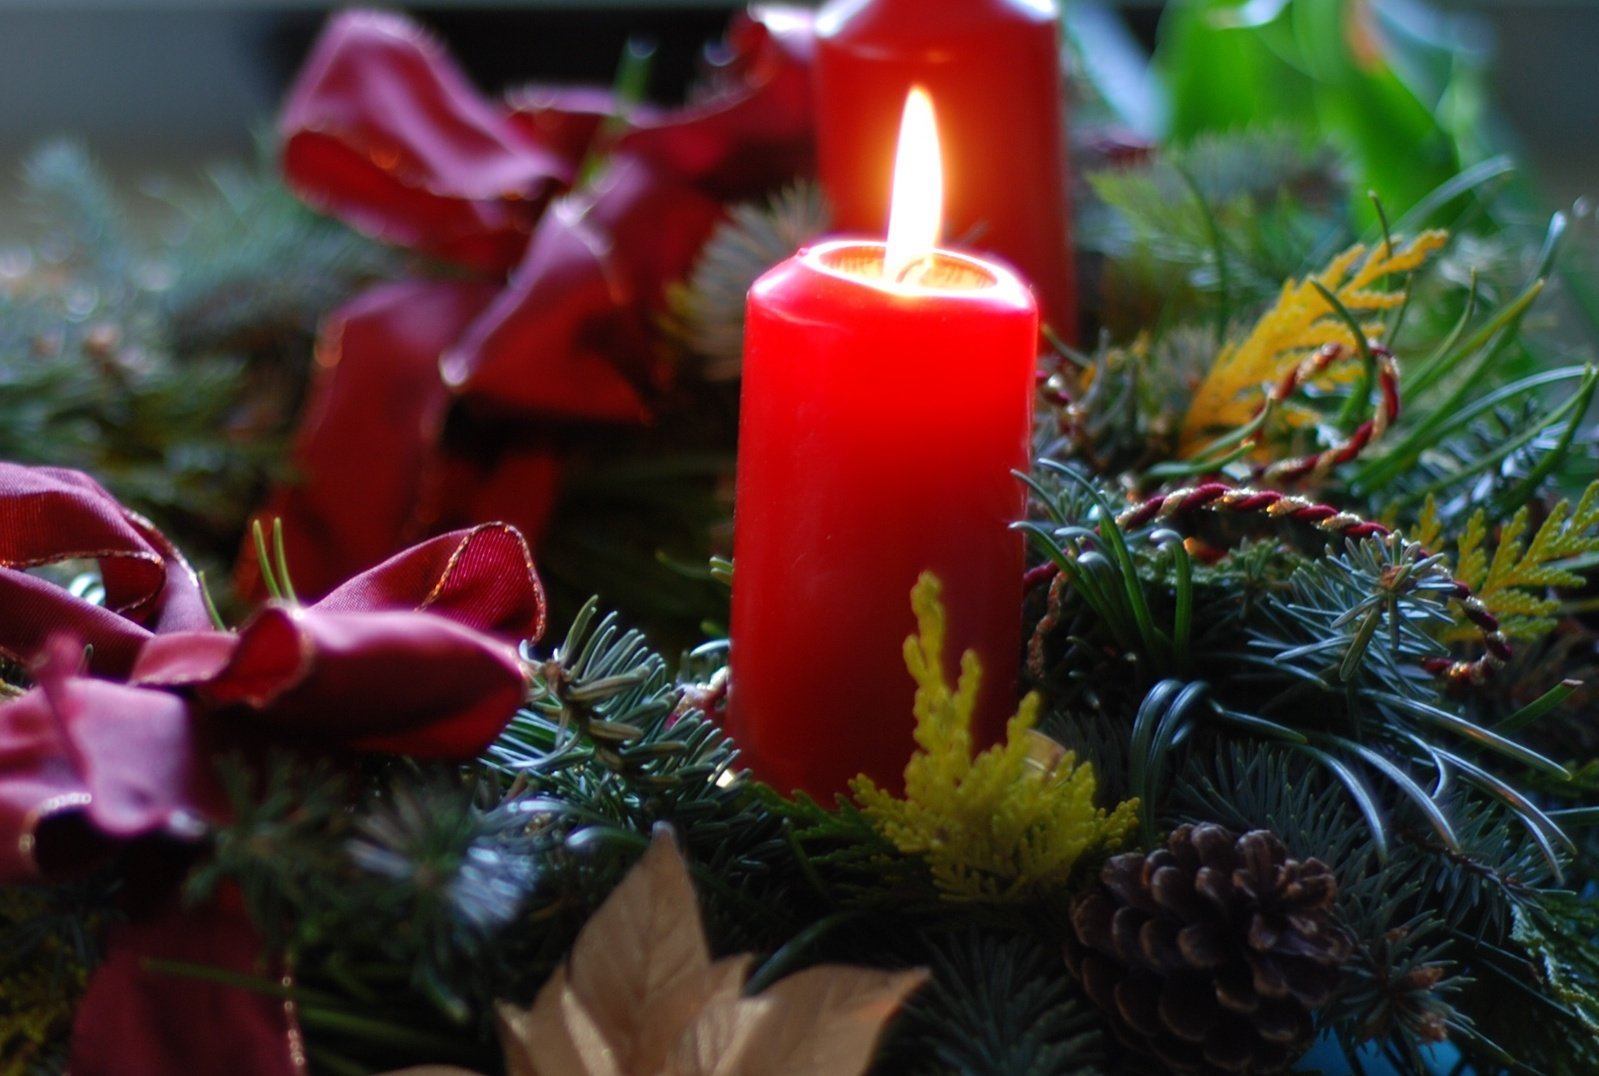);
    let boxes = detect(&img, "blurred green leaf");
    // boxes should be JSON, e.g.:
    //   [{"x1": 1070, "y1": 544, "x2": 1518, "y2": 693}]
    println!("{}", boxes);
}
[{"x1": 1153, "y1": 0, "x2": 1486, "y2": 226}]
